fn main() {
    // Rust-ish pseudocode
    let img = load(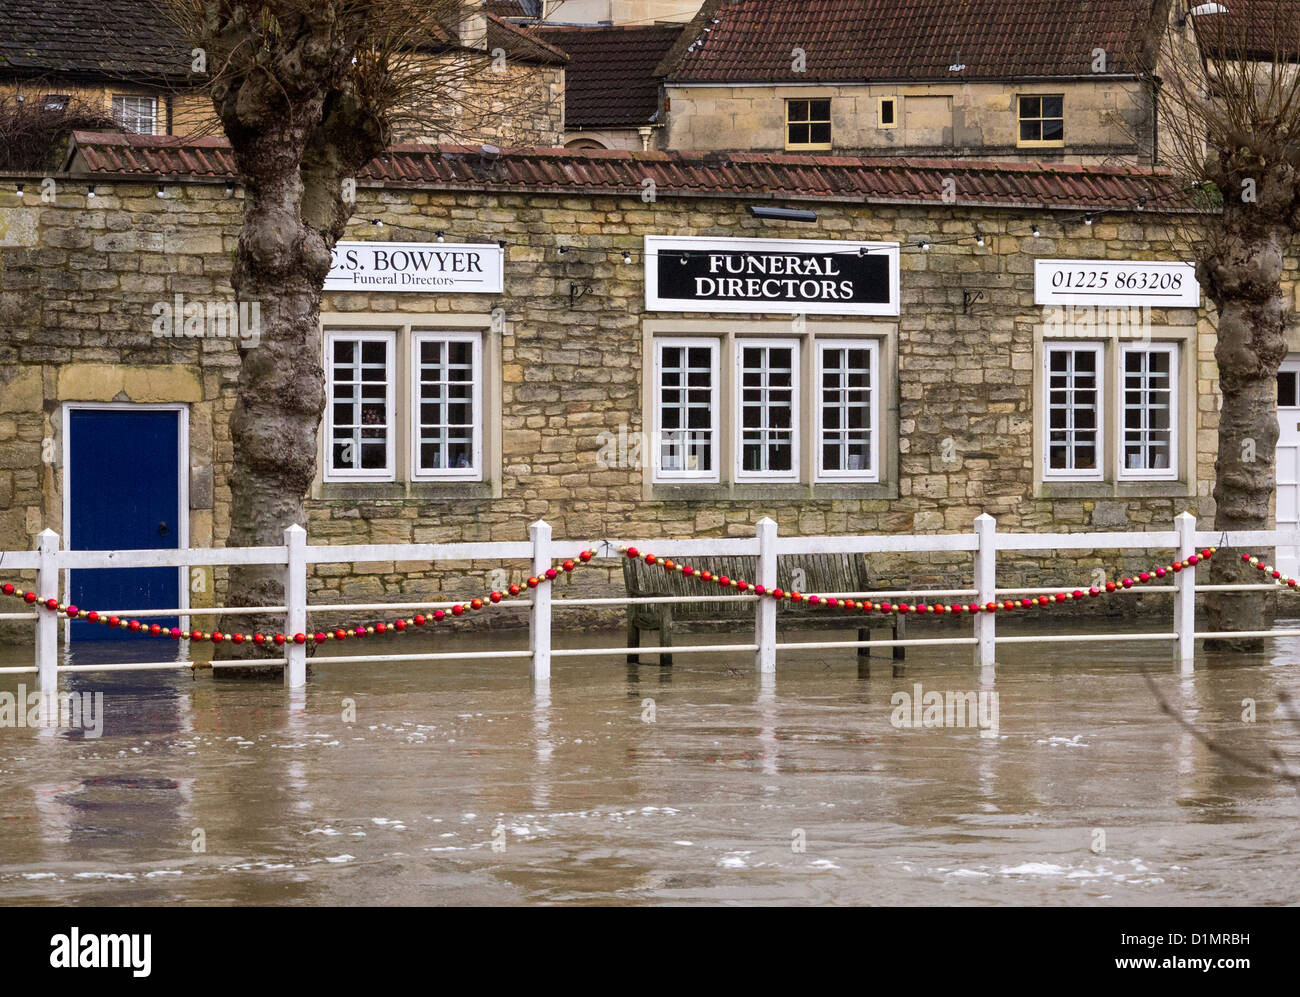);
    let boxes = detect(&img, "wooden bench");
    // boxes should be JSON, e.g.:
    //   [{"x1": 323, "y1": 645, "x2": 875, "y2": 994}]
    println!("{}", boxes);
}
[{"x1": 623, "y1": 552, "x2": 905, "y2": 668}]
